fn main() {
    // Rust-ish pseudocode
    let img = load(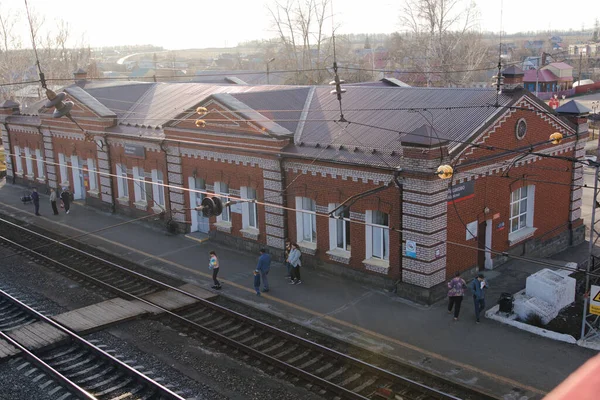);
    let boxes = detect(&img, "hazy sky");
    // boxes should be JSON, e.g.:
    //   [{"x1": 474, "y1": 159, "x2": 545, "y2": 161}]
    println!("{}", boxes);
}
[{"x1": 1, "y1": 0, "x2": 597, "y2": 49}]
